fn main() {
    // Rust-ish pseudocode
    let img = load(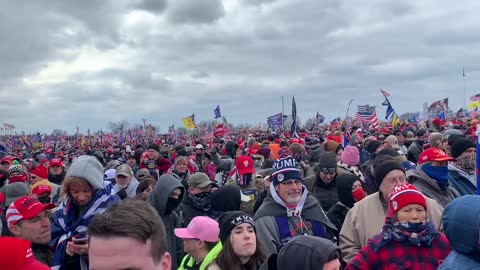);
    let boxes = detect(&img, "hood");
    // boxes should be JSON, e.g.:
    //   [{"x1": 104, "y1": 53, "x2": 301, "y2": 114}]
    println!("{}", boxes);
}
[
  {"x1": 335, "y1": 174, "x2": 358, "y2": 208},
  {"x1": 277, "y1": 235, "x2": 340, "y2": 270},
  {"x1": 148, "y1": 174, "x2": 185, "y2": 216},
  {"x1": 443, "y1": 195, "x2": 480, "y2": 257},
  {"x1": 253, "y1": 186, "x2": 336, "y2": 230}
]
